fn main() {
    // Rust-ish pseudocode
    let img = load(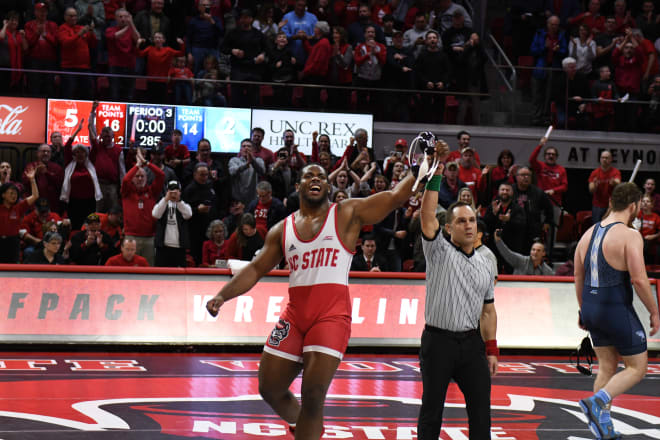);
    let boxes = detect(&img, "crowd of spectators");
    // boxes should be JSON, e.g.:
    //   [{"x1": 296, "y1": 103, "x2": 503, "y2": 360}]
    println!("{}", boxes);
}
[
  {"x1": 3, "y1": 116, "x2": 660, "y2": 276},
  {"x1": 0, "y1": 0, "x2": 485, "y2": 124},
  {"x1": 505, "y1": 0, "x2": 660, "y2": 131}
]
